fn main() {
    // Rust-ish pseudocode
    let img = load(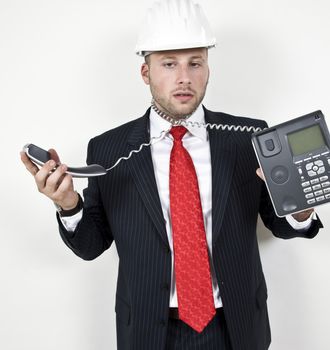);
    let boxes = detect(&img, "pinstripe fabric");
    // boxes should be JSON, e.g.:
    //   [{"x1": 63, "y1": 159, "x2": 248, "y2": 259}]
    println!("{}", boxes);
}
[
  {"x1": 165, "y1": 308, "x2": 231, "y2": 350},
  {"x1": 57, "y1": 106, "x2": 323, "y2": 350}
]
